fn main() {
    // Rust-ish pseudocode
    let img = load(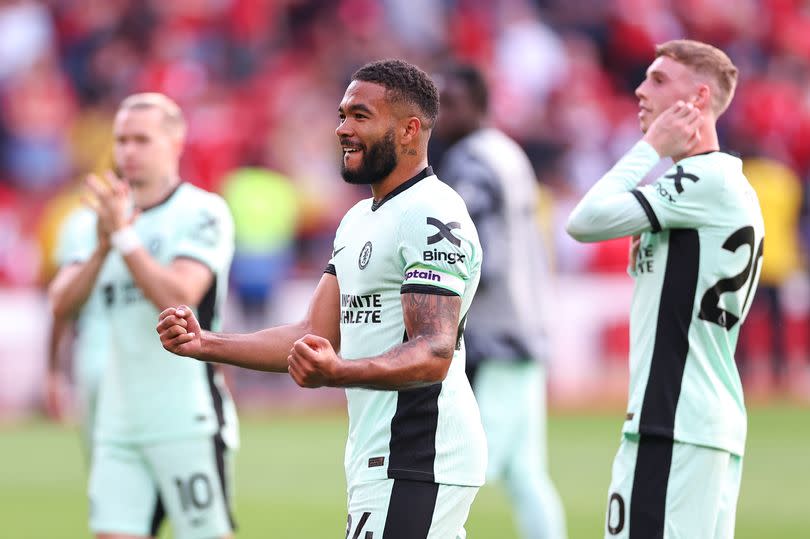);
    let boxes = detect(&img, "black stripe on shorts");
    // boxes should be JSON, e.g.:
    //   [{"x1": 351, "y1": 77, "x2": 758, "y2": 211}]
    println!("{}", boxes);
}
[
  {"x1": 629, "y1": 435, "x2": 674, "y2": 539},
  {"x1": 382, "y1": 479, "x2": 439, "y2": 539},
  {"x1": 149, "y1": 493, "x2": 166, "y2": 537},
  {"x1": 213, "y1": 433, "x2": 237, "y2": 531}
]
